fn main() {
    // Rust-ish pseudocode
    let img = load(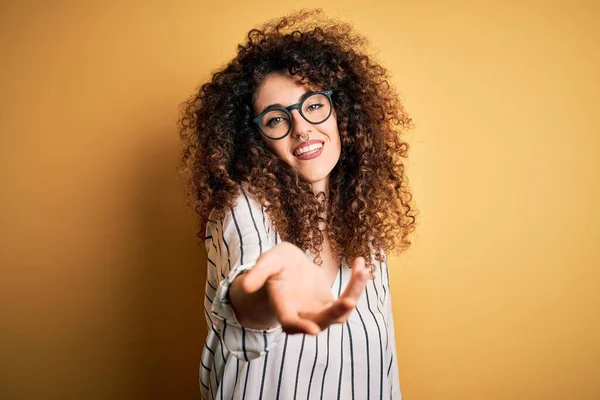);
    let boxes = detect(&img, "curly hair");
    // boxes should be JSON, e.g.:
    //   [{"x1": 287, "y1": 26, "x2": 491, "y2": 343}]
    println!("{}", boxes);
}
[{"x1": 178, "y1": 8, "x2": 417, "y2": 274}]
